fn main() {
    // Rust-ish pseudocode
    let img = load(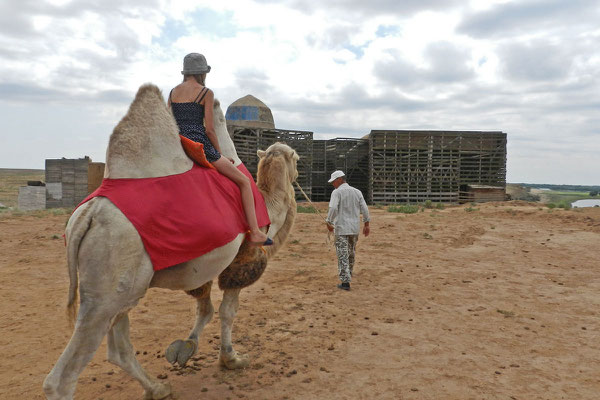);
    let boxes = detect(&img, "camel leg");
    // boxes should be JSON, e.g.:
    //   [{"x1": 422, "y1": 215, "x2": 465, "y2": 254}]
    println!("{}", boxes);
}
[
  {"x1": 43, "y1": 303, "x2": 115, "y2": 400},
  {"x1": 165, "y1": 282, "x2": 214, "y2": 366},
  {"x1": 107, "y1": 313, "x2": 171, "y2": 400},
  {"x1": 45, "y1": 199, "x2": 155, "y2": 399},
  {"x1": 219, "y1": 288, "x2": 249, "y2": 369}
]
